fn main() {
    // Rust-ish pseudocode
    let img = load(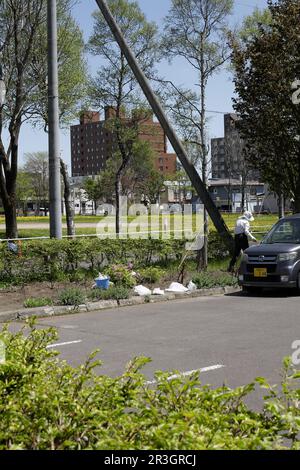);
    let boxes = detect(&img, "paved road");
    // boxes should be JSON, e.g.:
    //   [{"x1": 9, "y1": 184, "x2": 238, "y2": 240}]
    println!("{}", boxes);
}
[{"x1": 9, "y1": 291, "x2": 300, "y2": 402}]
